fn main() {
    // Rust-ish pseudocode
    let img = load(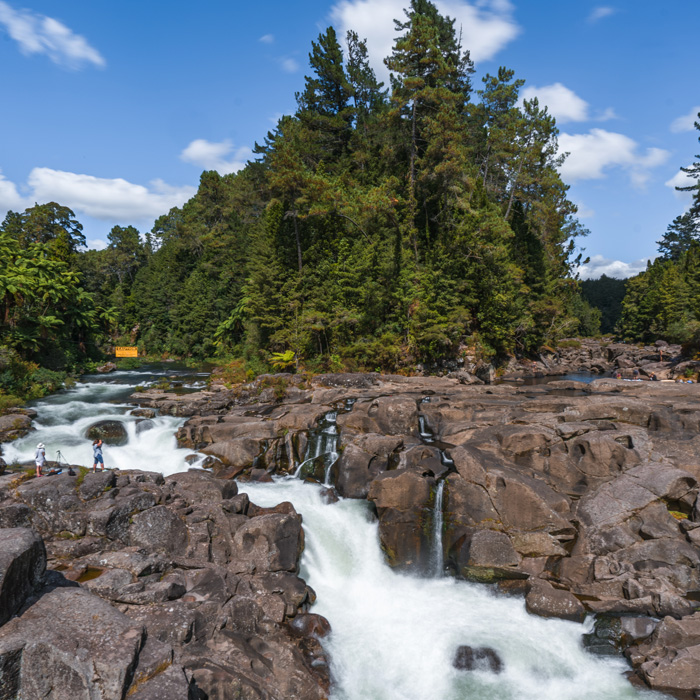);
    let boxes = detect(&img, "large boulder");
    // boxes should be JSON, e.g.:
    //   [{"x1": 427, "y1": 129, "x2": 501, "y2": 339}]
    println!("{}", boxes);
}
[
  {"x1": 525, "y1": 579, "x2": 586, "y2": 623},
  {"x1": 85, "y1": 419, "x2": 128, "y2": 446},
  {"x1": 0, "y1": 587, "x2": 145, "y2": 699},
  {"x1": 0, "y1": 413, "x2": 33, "y2": 442},
  {"x1": 628, "y1": 613, "x2": 700, "y2": 696},
  {"x1": 230, "y1": 512, "x2": 304, "y2": 575},
  {"x1": 338, "y1": 396, "x2": 419, "y2": 436},
  {"x1": 0, "y1": 527, "x2": 46, "y2": 625},
  {"x1": 368, "y1": 470, "x2": 434, "y2": 573}
]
